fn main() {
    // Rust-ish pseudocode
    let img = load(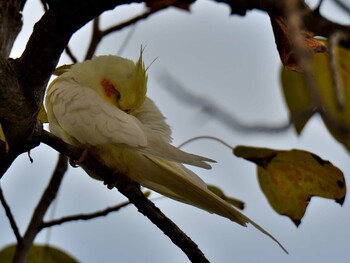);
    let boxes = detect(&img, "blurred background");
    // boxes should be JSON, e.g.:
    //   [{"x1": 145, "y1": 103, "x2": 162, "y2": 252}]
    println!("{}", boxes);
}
[{"x1": 2, "y1": 0, "x2": 350, "y2": 262}]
